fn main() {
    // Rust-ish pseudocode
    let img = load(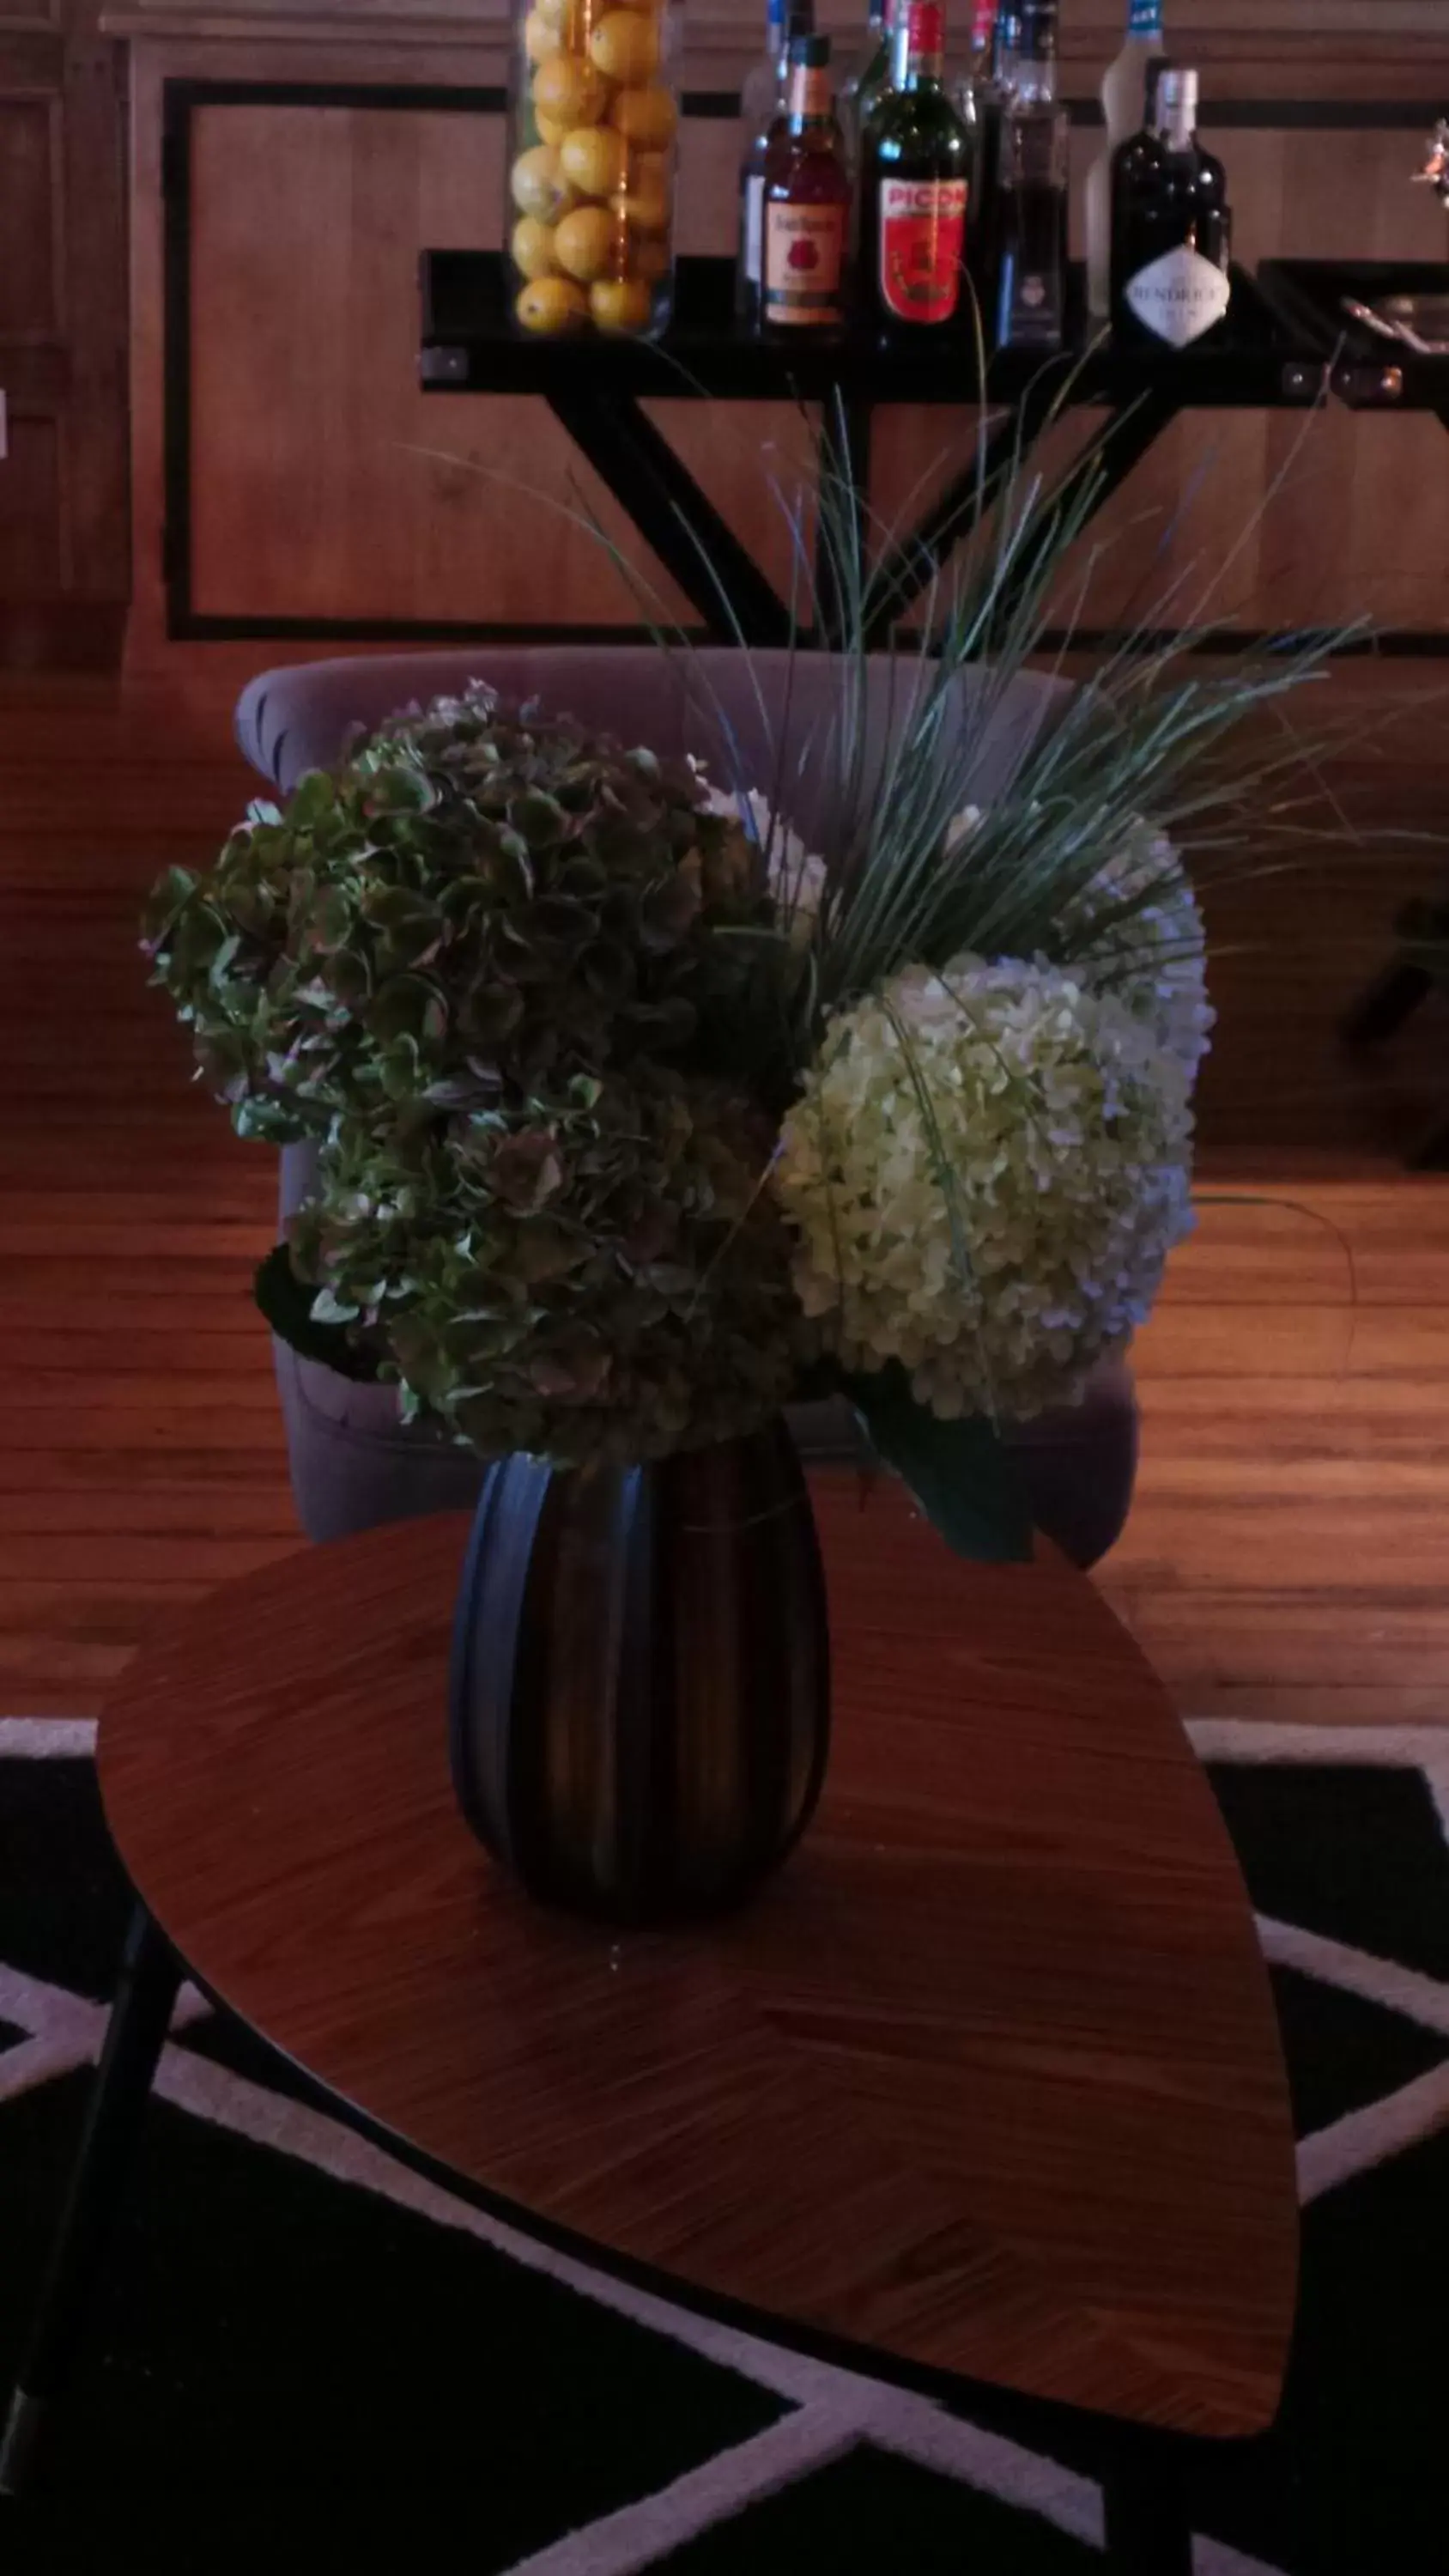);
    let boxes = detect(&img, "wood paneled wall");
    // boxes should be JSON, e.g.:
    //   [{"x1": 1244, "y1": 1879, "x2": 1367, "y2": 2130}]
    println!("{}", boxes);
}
[
  {"x1": 0, "y1": 1, "x2": 129, "y2": 664},
  {"x1": 110, "y1": 0, "x2": 1449, "y2": 663}
]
